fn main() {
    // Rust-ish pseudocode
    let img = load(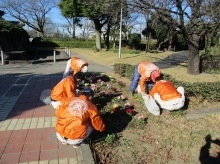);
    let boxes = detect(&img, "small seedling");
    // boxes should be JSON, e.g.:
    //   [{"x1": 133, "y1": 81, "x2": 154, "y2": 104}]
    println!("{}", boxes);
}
[{"x1": 105, "y1": 133, "x2": 116, "y2": 143}]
